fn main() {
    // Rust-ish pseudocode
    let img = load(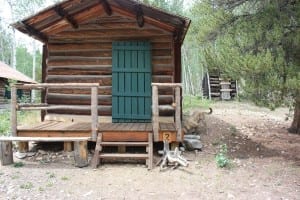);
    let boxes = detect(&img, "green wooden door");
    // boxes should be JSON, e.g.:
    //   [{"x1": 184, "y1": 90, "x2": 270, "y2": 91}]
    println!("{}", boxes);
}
[{"x1": 112, "y1": 41, "x2": 152, "y2": 122}]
